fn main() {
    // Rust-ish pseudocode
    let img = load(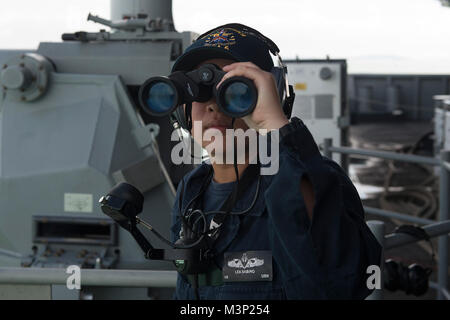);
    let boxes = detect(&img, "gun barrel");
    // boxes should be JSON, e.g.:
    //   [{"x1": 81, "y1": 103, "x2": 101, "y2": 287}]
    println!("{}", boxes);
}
[{"x1": 87, "y1": 13, "x2": 113, "y2": 27}]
